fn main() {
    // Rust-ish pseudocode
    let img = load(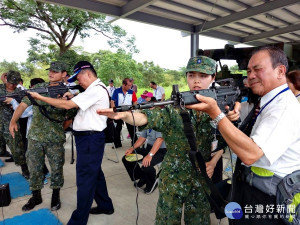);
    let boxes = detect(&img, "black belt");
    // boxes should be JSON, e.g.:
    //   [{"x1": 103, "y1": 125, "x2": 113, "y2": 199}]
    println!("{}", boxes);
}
[{"x1": 73, "y1": 130, "x2": 102, "y2": 136}]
